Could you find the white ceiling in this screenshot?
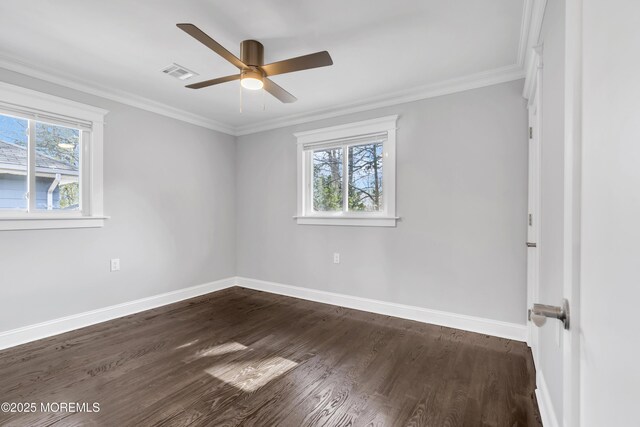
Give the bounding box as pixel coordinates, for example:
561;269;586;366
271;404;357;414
0;0;528;134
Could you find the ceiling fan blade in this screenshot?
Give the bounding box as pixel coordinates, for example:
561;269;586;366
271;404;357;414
177;23;246;69
186;74;241;89
263;78;297;103
261;51;333;77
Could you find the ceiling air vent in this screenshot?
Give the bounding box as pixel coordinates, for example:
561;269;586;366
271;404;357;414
162;63;198;80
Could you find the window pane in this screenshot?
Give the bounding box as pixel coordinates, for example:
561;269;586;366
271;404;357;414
313;147;343;211
35;122;80;210
348;142;383;212
0;113;28;210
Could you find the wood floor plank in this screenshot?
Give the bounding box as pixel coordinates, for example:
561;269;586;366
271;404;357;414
0;287;541;426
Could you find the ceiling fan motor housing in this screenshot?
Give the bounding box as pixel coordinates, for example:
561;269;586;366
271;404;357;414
240;40;264;67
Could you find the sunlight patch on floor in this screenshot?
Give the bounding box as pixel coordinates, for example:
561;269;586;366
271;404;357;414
183;341;248;363
205;356;298;392
197;341;248;357
176;339;200;349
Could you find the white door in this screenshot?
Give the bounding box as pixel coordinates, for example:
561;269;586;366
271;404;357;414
527;2;582;424
562;1;582;424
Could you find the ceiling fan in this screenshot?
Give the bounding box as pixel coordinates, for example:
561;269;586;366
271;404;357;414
176;23;333;103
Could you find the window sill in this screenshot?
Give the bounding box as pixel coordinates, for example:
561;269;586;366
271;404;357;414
0;216;109;231
294;215;399;227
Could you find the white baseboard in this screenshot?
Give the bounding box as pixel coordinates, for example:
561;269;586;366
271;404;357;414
0;277;236;351
0;276;527;351
536;371;560;427
235;277;527;341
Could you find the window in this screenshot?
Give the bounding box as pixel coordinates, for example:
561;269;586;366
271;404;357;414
295;115;398;227
0;82;108;230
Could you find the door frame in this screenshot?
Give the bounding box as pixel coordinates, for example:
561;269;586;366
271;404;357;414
562;0;582;425
526;60;542;368
524;1;582;425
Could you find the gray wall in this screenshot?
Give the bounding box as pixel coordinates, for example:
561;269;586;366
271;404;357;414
537;0;566;420
0;72;528;332
0;69;236;332
236;80;528;324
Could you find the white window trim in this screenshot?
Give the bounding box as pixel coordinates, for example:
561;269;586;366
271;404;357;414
0;82;109;231
294;115;398;227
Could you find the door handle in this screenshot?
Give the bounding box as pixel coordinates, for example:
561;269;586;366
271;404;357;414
529;299;570;330
526;242;537;247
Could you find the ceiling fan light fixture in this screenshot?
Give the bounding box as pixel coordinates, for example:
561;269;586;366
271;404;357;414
241;69;264;90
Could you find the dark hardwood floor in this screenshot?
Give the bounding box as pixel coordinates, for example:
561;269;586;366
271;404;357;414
0;287;541;426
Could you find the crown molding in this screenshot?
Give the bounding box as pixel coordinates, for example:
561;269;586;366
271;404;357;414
235;64;525;136
0;54;525;137
0;53;235;135
517;0;535;66
0;2;532;139
522;0;548;99
523;44;544;103
241;0;532;136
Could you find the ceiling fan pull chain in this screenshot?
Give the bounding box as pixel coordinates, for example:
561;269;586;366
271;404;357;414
239;81;243;113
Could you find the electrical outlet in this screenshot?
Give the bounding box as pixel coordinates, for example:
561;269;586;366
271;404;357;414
110;258;120;272
333;253;340;264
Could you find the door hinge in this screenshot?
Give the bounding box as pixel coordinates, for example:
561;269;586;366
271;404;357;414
528;213;533;226
529;126;533;139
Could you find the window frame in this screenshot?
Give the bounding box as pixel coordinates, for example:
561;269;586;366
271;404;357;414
295;115;398;227
0;82;108;231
